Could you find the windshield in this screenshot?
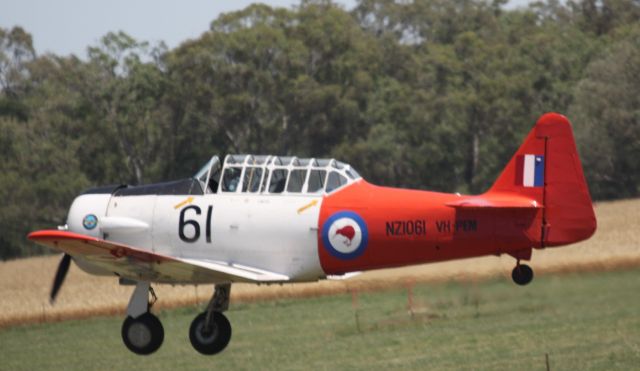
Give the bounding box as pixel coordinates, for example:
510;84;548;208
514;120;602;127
193;156;221;193
194;158;214;181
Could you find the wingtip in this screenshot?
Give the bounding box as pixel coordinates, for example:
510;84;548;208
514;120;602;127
27;230;98;241
27;230;51;241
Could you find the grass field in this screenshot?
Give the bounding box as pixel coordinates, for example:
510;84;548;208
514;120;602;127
1;268;639;370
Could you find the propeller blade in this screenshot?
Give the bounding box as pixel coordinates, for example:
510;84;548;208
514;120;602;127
50;253;71;304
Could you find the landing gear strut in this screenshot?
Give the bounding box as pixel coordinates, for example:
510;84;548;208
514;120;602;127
121;282;164;355
189;283;232;355
511;261;534;286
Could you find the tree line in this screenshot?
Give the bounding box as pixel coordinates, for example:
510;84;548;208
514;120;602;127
1;0;639;259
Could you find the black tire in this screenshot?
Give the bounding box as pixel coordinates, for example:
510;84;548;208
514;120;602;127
512;264;534;286
121;313;164;355
189;311;232;355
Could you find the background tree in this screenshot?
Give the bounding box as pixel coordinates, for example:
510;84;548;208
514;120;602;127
84;32;169;184
0;26;35;121
570;25;640;198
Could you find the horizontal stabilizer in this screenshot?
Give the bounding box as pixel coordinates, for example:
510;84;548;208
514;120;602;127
446;194;541;209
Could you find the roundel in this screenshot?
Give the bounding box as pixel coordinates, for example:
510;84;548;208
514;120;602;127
321;211;368;260
83;214;98;230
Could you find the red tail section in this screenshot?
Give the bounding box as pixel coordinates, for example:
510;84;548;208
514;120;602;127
488;113;596;246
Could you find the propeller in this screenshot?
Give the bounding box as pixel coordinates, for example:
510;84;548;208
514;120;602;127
50;253;71;304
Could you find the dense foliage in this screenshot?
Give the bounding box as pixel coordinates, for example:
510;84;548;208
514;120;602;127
1;0;639;259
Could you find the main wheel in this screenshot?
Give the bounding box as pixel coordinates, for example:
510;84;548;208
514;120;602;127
189;311;232;355
121;312;164;355
512;264;534;286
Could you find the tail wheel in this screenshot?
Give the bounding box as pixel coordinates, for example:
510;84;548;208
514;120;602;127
512;264;534;286
122;312;164;355
189;311;232;355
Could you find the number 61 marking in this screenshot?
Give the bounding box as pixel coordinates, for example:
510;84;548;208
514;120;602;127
179;205;213;243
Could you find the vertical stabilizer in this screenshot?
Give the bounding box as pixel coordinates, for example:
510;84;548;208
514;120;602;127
488;113;596;246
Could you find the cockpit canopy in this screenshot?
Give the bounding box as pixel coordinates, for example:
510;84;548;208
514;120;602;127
194;155;361;195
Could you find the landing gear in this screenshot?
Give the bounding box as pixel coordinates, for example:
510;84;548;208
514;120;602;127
512;263;534;286
119;281;234;355
189;283;232;355
122;312;164;355
189;312;232;355
121;281;164;355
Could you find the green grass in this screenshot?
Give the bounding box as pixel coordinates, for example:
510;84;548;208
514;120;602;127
1;269;639;370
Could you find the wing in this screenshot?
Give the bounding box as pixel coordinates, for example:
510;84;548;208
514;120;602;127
27;230;289;284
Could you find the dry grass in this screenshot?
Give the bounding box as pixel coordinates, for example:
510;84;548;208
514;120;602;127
1;198;638;328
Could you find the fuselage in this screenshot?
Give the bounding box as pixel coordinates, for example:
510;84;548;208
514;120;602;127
66;178;543;284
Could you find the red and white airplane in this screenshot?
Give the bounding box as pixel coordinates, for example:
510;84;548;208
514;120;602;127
29;113;596;355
